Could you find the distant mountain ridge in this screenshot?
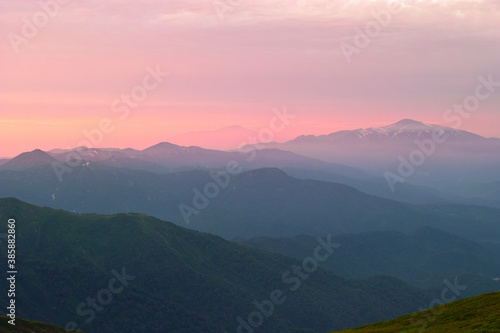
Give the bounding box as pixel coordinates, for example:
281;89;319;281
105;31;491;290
1;119;499;208
290;119;494;144
167;125;256;150
41;141;369;180
2;158;500;242
1;139;488;208
248;119;500;192
1;149;57;170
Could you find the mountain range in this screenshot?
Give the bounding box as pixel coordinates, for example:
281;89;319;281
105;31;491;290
2;157;500;242
2;119;499;208
290;119;498;144
1;119;499;332
287;119;500;208
241;226;500;294
252;119;500;194
3;146;471;207
0;198;432;333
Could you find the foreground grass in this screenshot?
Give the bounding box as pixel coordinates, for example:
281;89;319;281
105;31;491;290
331;291;500;333
0;316;80;333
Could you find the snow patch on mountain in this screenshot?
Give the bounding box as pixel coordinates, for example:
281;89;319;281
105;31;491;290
289;119;488;145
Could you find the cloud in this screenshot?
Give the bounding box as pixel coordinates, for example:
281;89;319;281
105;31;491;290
0;0;499;156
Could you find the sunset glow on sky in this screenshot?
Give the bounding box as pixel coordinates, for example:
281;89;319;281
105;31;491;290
1;0;499;157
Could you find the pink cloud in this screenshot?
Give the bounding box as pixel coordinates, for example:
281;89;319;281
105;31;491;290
0;0;499;157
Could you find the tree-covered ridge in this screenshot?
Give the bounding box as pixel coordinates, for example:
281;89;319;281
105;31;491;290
0;197;430;333
241;228;500;296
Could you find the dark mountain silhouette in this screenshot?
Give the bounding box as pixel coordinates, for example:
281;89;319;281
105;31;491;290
0;149;58;170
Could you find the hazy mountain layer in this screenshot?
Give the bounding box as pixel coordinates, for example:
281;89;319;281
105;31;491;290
253;119;500;193
241;226;500;293
1;160;500;242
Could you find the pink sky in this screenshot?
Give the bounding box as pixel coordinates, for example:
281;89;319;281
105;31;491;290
1;0;499;157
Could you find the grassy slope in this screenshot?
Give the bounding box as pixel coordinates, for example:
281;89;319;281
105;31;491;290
0;316;78;332
330;291;500;333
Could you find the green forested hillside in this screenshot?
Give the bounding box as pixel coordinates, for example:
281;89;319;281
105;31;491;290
241;227;500;296
330;291;500;332
0;198;430;333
